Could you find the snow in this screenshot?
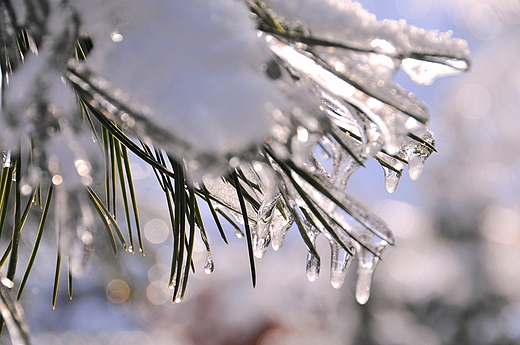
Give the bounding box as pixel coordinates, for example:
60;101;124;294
70;0;286;164
262;0;469;59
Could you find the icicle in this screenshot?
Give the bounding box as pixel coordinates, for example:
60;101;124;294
401;57;468;85
252;227;270;259
329;241;353;289
402;128;435;181
270;206;293;251
254;191;279;258
354;245;380;305
306;251;320;282
407;155;424;181
298;212;322;282
382;167;400;193
355;266;374;305
204;252;214;275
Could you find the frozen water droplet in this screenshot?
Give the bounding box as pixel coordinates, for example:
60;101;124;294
408;155;424;180
253;232;269;259
354;246;380;305
329;242;352;289
401;57;468;86
204;253;214;274
355;268;374;305
383;167;400;193
234;228;244;239
270;208;293;251
330;271;345;289
306;252;320;282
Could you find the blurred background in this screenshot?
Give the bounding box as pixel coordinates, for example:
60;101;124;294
5;0;520;344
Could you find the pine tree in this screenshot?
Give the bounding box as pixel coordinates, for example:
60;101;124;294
0;0;469;343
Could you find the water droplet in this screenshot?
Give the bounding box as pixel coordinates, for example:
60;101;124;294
306;252;320;282
127;245;134;254
204;253;214;275
383;167;400;193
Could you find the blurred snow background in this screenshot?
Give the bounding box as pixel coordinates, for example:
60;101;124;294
7;0;520;344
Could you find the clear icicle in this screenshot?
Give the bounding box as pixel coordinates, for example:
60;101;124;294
355;266;374;305
407;155;424;181
328;240;353;289
252;228;270;259
306;252;320;282
254;191;280;258
402;128;435;181
204;252;214;275
382;167;400;193
270;207;293;251
354;245;380;305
